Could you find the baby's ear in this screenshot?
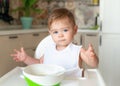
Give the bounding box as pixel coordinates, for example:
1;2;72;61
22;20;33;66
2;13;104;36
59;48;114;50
74;25;78;34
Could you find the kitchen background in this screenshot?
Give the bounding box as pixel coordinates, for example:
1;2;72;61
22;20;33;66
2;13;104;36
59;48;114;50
1;0;120;86
0;0;99;29
0;0;100;78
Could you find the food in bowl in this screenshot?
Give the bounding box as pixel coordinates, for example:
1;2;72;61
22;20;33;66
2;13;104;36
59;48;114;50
23;64;65;86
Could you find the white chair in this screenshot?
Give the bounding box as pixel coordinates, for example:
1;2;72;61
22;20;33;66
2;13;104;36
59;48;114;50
34;35;54;59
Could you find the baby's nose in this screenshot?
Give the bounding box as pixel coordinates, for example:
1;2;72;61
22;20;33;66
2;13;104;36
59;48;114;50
58;32;64;37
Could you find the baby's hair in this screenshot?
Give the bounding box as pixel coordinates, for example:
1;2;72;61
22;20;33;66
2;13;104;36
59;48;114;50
48;8;76;29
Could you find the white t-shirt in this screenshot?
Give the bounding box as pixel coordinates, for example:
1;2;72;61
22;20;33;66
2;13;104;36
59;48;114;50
43;43;83;78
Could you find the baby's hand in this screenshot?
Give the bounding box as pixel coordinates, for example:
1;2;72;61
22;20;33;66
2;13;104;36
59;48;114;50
81;44;98;67
11;47;27;62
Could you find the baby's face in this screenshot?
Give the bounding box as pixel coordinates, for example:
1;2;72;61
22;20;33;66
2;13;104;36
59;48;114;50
49;18;77;50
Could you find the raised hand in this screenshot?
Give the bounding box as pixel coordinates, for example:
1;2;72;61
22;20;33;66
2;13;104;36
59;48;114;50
80;44;98;67
11;47;28;62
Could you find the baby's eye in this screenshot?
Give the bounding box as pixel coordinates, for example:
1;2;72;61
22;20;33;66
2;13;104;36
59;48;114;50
53;31;58;34
63;29;68;32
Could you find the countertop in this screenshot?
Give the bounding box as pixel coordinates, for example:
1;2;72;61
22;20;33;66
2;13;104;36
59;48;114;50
0;26;48;35
0;67;106;86
0;26;99;35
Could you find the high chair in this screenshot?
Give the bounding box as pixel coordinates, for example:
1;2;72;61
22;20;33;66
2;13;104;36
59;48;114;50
34;35;54;59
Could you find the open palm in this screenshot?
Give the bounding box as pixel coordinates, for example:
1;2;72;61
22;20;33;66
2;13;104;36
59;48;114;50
11;47;27;62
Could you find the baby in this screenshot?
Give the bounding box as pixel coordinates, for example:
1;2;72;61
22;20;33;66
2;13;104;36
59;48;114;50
11;8;99;77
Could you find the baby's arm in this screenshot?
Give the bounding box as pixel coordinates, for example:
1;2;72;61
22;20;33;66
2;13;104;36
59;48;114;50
11;47;40;65
80;44;99;68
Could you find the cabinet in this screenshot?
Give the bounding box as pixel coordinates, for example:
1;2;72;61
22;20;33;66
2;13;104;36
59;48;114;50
0;31;48;77
74;31;99;68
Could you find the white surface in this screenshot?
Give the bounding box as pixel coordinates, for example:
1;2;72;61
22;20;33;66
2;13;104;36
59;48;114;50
0;67;106;86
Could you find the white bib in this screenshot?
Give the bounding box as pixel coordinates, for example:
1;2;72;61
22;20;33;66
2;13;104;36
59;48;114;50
43;43;83;77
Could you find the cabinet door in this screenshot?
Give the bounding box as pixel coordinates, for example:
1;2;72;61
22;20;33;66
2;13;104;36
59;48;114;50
20;32;49;49
0;35;26;77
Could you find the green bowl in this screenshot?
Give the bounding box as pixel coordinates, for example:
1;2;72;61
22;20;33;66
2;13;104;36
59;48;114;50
23;64;65;86
24;76;60;86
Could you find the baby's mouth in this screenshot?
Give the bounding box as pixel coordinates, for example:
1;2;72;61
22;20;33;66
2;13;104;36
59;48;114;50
59;39;66;42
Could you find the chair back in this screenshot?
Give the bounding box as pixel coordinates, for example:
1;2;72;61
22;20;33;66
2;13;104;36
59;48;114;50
34;35;54;59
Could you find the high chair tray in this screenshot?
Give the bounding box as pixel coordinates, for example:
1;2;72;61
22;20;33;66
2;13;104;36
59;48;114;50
0;67;105;86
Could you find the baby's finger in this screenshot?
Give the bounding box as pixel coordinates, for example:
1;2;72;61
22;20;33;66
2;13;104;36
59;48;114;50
21;47;24;52
13;57;18;62
14;57;21;62
15;59;20;62
90;52;95;56
14;49;20;54
11;54;18;57
88;44;94;51
16;59;20;62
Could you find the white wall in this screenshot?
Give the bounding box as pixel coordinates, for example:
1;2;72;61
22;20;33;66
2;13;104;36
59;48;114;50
100;0;120;33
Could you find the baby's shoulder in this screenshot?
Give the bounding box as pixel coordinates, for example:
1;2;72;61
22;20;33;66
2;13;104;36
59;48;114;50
71;43;82;49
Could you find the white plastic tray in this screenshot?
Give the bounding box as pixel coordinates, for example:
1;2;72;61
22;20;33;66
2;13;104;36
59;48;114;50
0;67;106;86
